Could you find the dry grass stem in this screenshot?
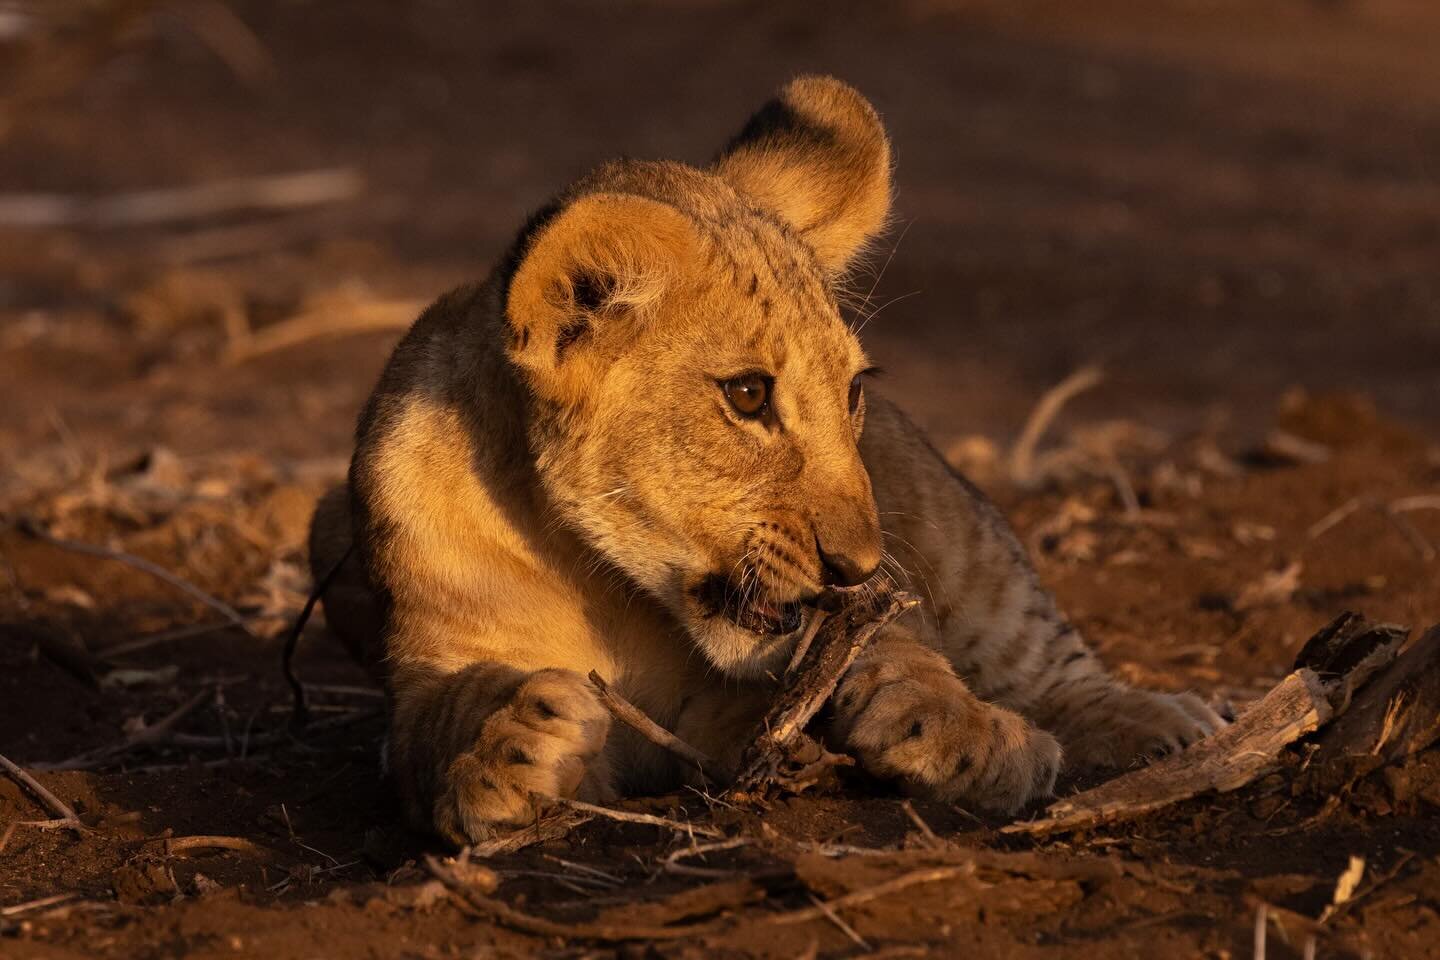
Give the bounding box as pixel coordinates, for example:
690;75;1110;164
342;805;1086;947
768;864;975;927
17;520;249;629
1008;366;1104;488
0;167;361;228
557;798;725;840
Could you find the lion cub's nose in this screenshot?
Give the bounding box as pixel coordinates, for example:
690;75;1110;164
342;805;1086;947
816;535;880;588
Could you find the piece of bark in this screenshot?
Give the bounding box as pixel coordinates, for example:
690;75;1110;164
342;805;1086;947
1005;612;1407;837
728;583;919;797
1311;623;1440;766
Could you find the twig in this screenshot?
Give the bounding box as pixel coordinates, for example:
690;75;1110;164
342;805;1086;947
0;752;79;823
16;520;248;629
168;0;276;87
1390;495;1440;514
302;683;384;699
1254;902;1268;960
1307;495;1438;560
1308;496;1367;541
34;689;212;770
1008;366;1104;488
587;671;727;784
786;609;830;675
660;838;752;877
426;855;728;941
0;892;79;918
730;585;918;794
541;855;624;886
556;799;724;839
1100;455;1141;518
470;809;593;858
1383;505;1436;561
0;818;86;854
768;864;975;927
146;835;272;857
807;892;870;949
899;800;942;847
0;167;362;228
96;617;263;658
429;856;969;943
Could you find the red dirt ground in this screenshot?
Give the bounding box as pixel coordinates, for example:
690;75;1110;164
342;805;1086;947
2;2;1439;957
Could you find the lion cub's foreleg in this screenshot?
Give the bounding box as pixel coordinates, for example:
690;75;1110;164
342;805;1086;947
830;628;1061;814
387;662;615;845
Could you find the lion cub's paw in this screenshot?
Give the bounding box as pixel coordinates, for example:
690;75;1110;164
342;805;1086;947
435;668;613;844
1060;686;1226;771
833;648;1061;814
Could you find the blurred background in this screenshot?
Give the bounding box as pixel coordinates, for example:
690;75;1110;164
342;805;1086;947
3;0;1439;471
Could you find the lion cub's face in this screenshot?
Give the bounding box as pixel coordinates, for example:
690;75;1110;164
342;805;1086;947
505;77;893;676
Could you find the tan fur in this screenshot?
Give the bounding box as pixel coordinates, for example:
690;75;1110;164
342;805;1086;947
310;76;1222;844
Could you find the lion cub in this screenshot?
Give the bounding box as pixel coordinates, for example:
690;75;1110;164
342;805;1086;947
309;76;1222;844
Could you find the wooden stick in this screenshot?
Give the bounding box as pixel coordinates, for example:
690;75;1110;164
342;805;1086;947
17;520;249;629
587;671;728;784
0;752;79;823
1005;614;1407;837
729;585;918;794
557;799;725;839
769;865;973;927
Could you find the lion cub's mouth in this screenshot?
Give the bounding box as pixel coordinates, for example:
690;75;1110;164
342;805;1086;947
693;573;805;636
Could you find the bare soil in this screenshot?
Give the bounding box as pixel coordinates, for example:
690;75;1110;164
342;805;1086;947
3;2;1439;957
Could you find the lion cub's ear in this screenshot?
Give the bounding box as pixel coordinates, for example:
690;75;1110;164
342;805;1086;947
506;192;697;395
714;76;891;276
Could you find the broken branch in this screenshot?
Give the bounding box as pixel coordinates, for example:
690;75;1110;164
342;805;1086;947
0;752;79;823
1005;613;1407;837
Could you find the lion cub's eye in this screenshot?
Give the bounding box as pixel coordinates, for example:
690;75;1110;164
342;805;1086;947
722;373;770;420
848;375;863;415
